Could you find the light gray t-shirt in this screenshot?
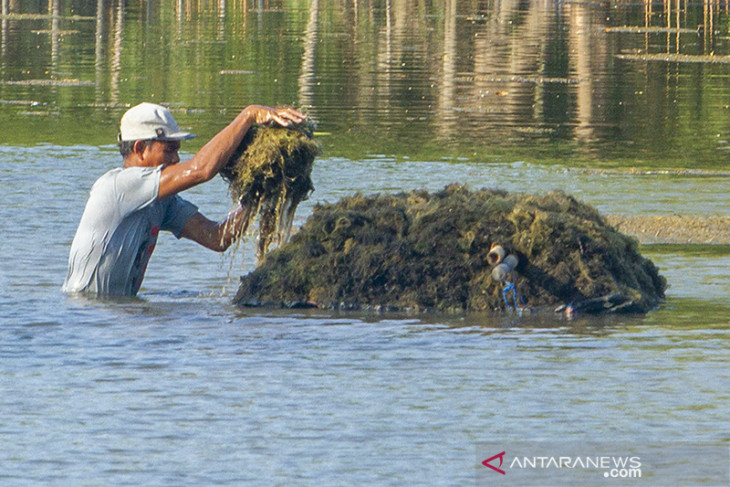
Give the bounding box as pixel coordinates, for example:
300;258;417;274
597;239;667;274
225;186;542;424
62;165;198;296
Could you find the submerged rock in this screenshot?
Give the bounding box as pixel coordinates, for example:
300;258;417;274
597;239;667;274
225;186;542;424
234;185;666;314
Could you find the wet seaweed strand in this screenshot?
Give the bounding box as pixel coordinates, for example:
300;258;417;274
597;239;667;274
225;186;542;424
219;118;321;260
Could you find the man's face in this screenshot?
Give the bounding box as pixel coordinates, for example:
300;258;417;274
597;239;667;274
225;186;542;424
143;140;181;166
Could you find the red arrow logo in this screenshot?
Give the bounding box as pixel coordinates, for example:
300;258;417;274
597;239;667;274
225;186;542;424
482;451;506;475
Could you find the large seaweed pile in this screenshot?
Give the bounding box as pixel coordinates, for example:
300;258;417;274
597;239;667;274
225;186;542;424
234;185;666;313
220;119;321;258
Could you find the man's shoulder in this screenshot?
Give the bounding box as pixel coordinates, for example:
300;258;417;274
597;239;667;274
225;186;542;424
93;165;160;190
98;165;160;179
88;165;162;213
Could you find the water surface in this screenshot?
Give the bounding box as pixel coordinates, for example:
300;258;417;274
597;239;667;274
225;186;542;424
1;1;728;485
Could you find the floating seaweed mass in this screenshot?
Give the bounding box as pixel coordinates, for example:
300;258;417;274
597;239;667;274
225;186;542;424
234;185;666;314
220;119;321;259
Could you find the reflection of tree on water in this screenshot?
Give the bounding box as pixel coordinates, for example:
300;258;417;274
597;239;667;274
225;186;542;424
297;0;318;111
436;0;456;139
568;2;610;145
1;1;7;62
2;0;730;162
110;0;123;104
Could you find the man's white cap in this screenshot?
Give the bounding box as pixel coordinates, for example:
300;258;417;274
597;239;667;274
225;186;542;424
119;102;196;142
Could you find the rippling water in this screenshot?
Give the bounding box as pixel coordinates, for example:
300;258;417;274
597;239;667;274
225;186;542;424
1;144;728;485
4;306;728;486
2;0;729;485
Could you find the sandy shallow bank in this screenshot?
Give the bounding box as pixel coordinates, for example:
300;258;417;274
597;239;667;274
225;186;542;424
606;215;730;244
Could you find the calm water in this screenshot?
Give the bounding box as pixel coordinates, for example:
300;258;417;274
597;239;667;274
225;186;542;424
1;1;729;485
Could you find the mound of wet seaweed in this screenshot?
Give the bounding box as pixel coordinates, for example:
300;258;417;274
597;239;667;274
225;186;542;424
234;185;666;314
220;119;321;258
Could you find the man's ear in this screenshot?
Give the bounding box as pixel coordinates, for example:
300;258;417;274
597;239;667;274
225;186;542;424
132;139;149;155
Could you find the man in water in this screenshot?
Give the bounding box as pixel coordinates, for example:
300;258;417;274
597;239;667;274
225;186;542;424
63;102;306;296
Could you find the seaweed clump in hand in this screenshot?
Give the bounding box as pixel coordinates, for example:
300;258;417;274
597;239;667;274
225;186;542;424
219;117;321;259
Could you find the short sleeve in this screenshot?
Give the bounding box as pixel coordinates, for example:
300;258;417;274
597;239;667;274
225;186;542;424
161;195;199;238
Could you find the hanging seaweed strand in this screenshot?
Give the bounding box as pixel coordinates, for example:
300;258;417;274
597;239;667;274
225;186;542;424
219;117;321;261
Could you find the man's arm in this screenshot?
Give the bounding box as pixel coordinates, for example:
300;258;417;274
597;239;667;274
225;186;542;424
179;205;250;252
157;105;305;200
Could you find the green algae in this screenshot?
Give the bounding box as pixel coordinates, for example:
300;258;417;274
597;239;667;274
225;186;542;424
220;119;321;259
234;185;666;313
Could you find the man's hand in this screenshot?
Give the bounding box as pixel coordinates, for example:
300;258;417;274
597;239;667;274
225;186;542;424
243;105;307;128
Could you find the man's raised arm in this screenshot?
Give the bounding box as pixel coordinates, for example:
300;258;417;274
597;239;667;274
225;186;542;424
158;105;306;200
